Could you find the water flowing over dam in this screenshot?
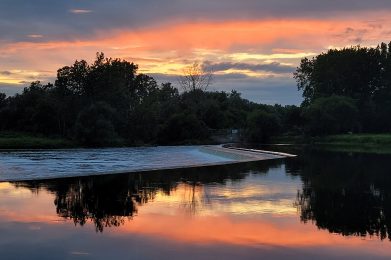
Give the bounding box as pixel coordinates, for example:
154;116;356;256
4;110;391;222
0;145;288;181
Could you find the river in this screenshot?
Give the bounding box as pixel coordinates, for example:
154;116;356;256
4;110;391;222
0;146;389;259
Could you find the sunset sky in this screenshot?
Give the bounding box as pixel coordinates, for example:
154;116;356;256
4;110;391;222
1;1;391;104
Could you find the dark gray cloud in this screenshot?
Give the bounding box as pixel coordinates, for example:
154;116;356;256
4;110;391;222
0;71;12;76
212;76;302;105
1;0;391;42
0;84;24;96
203;61;295;74
150;72;302;105
0;0;387;105
1;72;302;105
333;27;373;44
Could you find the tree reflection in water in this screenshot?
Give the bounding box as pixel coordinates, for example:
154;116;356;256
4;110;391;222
11;148;391;241
286;149;391;241
12;161;279;232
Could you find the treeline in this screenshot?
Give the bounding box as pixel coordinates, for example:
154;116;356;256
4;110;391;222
0;53;295;146
295;42;391;135
1;42;390;146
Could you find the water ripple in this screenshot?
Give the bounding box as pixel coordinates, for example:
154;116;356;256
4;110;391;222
0;146;236;181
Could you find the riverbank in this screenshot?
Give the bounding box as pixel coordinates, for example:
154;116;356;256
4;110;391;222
3;131;391;154
0;132;216;149
272;134;391;154
0;132;76;149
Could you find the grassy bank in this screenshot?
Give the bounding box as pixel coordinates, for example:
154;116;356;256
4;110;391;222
272;134;391;154
2;131;391;153
0;132;77;149
0;132;215;149
313;134;391;154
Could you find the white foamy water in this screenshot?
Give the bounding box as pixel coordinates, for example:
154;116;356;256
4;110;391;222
0;146;239;181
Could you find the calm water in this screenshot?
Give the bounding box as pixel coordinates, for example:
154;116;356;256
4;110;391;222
0;147;390;259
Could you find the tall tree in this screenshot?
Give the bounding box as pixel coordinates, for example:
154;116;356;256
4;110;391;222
294;43;391;132
0;92;6;108
178;62;213;92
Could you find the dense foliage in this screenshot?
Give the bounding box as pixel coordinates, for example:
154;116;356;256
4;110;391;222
301;96;359;135
0;53;293;145
295;42;391;134
2;42;391;146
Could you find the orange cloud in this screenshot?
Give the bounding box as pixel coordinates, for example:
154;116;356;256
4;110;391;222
1;13;390;85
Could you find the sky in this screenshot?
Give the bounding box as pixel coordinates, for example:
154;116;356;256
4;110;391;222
1;1;391;105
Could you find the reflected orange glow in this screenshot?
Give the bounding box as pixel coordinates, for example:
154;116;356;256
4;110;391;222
109;211;391;258
148;183;298;215
0;182;391;257
0;183;61;222
114;183;389;253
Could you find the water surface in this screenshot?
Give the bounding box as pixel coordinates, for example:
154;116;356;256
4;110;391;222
0;146;243;181
0;148;390;259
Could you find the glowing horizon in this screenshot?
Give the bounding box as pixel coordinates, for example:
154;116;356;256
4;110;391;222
1;1;391;104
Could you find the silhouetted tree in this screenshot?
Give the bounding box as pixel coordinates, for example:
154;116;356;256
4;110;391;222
246;110;281;142
74;102;119;146
302;95;359;135
0;52;309;145
179;62;213;91
0;92;6;107
294;43;391;132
